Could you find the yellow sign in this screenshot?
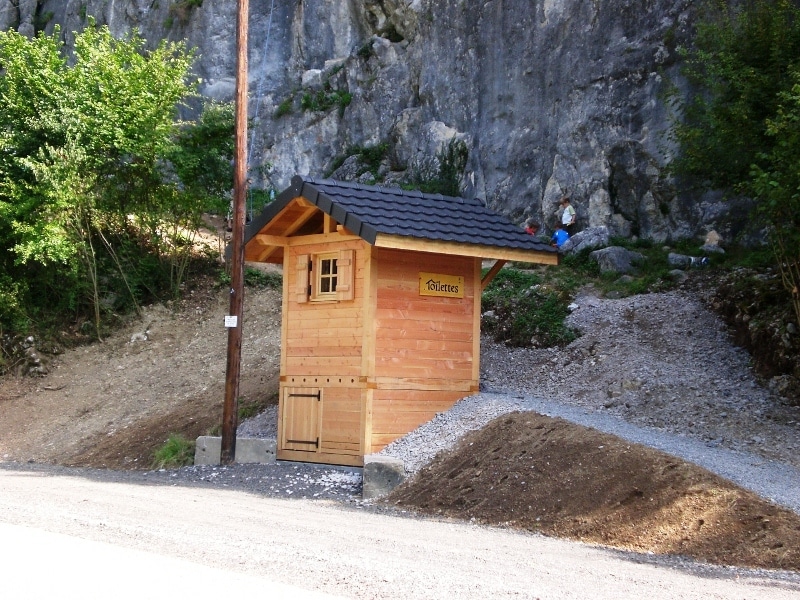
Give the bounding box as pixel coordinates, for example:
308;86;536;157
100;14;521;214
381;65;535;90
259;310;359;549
419;272;464;298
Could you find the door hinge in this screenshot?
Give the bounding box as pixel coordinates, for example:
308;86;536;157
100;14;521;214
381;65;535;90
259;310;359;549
286;437;319;448
288;391;322;401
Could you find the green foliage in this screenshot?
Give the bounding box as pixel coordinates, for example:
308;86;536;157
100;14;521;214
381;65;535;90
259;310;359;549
0;21;229;343
169;0;203;25
152;433;195;469
670;0;800;190
169;100;235;216
34;12;55;30
273;96;293;118
326;143;389;178
244;267;282;289
357;41;375;60
669;0;800;324
482;268;577;348
0;275;28;333
248;188;276;215
218;267;282;290
300;84;352;115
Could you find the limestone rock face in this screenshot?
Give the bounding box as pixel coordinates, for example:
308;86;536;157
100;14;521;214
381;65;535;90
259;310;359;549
33;0;743;241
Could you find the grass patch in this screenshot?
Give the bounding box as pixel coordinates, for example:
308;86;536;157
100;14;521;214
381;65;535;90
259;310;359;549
300;85;352;115
152;433;195;469
217;267;282;290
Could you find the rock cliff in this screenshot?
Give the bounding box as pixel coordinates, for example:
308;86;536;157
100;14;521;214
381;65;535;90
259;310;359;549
5;0;746;241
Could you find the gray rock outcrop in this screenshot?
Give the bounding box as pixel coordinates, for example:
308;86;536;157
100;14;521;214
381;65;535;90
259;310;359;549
31;0;748;242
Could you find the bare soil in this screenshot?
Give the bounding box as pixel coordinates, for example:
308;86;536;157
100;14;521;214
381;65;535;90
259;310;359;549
0;273;283;470
384;412;800;572
1;241;799;572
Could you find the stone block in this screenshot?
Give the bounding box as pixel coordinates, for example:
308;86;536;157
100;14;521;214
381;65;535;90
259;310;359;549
194;436;276;466
362;454;406;499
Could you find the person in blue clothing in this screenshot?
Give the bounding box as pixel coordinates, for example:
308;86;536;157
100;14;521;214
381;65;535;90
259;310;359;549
551;223;569;247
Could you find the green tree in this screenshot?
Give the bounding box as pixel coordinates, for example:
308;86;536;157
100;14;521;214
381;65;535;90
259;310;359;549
670;0;800;324
0;22;227;339
750;70;800;322
169;100;235;216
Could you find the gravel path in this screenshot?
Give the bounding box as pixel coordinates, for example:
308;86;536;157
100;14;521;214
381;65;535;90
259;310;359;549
4;467;799;600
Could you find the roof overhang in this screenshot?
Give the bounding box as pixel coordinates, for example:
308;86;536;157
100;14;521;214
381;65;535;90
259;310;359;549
373;233;559;264
242;177;560;266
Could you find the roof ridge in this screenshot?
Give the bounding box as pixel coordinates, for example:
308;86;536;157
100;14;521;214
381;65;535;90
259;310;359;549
300;175;484;205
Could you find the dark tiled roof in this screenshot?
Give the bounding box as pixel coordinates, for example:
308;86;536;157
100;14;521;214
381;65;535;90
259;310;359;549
246;175;555;255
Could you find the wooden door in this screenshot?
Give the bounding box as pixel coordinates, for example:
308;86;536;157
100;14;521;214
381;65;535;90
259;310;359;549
281;387;321;452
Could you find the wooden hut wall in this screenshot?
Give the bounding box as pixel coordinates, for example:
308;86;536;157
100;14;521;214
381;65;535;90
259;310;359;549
279;236;369;464
281;236;367;378
367;248;481;453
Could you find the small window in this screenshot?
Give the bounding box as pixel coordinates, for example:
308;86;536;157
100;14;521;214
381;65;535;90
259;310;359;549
296;249;354;304
313;253;338;300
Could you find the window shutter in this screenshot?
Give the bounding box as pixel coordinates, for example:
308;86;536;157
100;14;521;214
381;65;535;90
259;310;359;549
296;254;310;303
336;249;355;301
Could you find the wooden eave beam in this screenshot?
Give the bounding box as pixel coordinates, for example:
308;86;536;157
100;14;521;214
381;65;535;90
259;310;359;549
481;259;507;291
373;233;560;265
283;203;320;236
244;198;320;263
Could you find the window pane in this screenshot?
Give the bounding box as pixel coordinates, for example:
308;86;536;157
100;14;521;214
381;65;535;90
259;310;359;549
321;259;331;275
321;278;330;293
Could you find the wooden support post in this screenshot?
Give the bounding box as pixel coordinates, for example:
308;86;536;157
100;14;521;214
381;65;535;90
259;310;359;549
221;0;249;465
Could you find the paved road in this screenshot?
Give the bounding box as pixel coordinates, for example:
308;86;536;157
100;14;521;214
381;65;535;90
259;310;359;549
1;466;799;599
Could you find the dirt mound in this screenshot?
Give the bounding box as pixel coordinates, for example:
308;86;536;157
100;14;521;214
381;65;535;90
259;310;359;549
384;412;800;571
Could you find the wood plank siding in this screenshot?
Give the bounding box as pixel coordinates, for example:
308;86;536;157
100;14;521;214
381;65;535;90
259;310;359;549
366;248;480;452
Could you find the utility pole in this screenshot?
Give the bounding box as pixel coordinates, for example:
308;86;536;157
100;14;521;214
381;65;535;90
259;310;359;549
221;0;249;465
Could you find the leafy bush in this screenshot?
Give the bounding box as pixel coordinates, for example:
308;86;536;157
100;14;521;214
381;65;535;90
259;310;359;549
300;85;352;115
0;23;234;343
244;267;282;289
482;268;576;348
669;0;800;325
403;138;470;197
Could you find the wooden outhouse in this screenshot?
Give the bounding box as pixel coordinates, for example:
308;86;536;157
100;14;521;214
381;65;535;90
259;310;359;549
243;176;557;466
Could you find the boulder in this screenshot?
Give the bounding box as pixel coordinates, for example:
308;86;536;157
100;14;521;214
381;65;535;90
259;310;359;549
705;230;722;246
559;226;610;255
589;246;645;274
